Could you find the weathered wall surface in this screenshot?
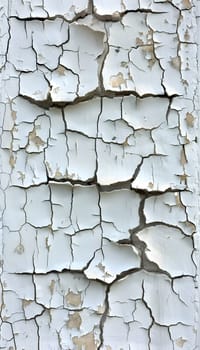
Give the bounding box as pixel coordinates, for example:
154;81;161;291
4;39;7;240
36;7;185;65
0;0;199;349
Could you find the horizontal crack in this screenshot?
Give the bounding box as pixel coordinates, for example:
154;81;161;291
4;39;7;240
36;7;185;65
18;90;178;109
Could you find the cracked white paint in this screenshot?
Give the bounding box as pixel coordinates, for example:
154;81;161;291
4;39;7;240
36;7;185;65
137;225;195;277
0;0;200;349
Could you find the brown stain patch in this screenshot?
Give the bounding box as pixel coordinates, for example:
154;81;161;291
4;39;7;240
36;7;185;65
57;65;67;76
170;56;181;70
175;337;187;347
136;37;144;46
66;290;82;307
185;112;195;127
67;312;82;329
72;332;97;350
9;153;16;168
179;173;188;185
11;110;17;121
28;129;45;149
180;148;187;166
185;221;195;232
110;72;126;88
182;0;191;9
142;45;156;68
22;299;33;307
184;29;190;41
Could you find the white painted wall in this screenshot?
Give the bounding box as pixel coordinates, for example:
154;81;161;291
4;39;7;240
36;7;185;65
0;1;199;349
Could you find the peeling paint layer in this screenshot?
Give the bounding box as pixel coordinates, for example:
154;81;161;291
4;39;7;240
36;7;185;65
0;0;199;349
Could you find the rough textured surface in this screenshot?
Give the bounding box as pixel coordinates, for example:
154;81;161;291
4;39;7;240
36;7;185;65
0;0;200;349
